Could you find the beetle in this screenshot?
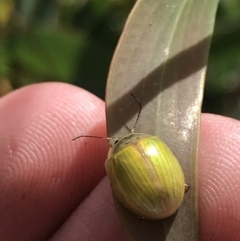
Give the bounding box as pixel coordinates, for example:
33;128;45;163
73;94;188;220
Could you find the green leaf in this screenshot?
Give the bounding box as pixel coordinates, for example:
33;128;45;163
12;28;86;81
105;0;219;240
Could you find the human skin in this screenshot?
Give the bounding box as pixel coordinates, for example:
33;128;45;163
0;82;240;241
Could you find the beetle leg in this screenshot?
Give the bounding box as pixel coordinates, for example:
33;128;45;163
184;184;190;193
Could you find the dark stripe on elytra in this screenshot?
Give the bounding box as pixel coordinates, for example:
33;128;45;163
113;145;157;212
144;137;179;213
143;138;170;213
154;138;183;209
155;139;177;210
127;147;157;211
135;140;164;210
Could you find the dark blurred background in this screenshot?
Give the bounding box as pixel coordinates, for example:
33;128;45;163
0;0;239;119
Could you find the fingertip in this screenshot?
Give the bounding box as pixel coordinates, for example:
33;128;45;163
0;82;108;240
199;114;240;241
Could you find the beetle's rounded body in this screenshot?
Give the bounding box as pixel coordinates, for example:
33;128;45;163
105;133;185;220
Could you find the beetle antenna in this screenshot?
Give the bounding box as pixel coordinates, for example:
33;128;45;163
72;135;113;141
130;93;142;133
73;94;142;140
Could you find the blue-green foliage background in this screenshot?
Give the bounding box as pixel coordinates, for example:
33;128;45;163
0;0;240;118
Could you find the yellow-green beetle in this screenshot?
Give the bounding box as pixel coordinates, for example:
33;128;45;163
106;132;186;220
73;94;188;220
